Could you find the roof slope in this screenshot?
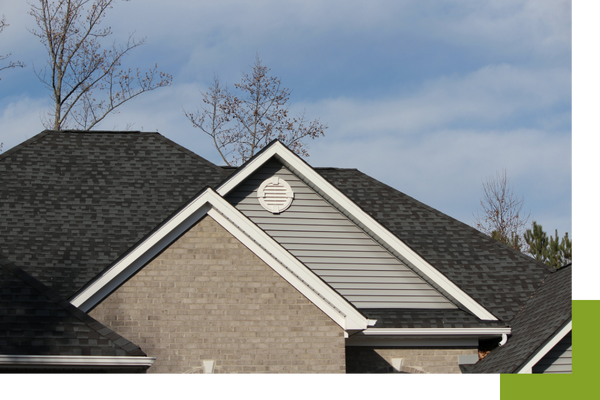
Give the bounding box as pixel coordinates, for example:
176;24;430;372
467;264;571;373
317;168;553;323
0;130;228;298
0;251;145;357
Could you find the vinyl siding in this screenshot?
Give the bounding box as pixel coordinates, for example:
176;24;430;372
226;158;456;309
532;331;572;374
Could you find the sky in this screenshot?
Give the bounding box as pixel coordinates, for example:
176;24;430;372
0;0;572;240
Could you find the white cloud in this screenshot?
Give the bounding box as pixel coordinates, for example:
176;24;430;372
295;63;570;139
0;96;48;149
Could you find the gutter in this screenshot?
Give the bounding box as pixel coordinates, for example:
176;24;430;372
0;355;156;368
359;327;512;336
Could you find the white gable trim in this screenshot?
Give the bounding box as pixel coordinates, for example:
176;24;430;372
70;188;368;331
217;141;498;321
516;320;572;374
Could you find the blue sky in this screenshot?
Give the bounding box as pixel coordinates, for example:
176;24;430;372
0;0;572;239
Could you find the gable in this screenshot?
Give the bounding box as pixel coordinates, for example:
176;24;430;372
89;215;346;373
226;158;456;310
72;187;369;330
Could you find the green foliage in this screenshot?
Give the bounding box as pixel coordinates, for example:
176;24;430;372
524;221;571;269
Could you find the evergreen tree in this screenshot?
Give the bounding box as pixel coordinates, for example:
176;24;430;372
524;222;571;268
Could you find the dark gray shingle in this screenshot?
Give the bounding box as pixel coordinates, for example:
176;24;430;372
467;265;571;373
0;250;146;357
0;130;228;299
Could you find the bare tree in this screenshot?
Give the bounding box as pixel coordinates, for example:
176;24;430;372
0;15;25;80
184;75;238;165
474;169;530;251
29;0;172;130
185;56;327;166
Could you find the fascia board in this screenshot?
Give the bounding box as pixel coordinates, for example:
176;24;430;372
516;320;572;374
360;327;512;336
71;188;366;330
216;141;497;321
0;355;156;367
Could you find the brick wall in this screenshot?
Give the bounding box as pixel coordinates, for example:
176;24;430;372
346;347;478;373
90;215;345;373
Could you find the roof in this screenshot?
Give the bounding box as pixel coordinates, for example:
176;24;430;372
466;264;571;373
0;250;146;357
0;132;559;331
317;168;554;323
0;130;228;299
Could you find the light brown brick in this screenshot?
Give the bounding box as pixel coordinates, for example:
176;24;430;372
90;215;345;373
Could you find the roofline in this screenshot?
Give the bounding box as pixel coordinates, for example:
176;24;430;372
359;327;512;336
0;130;53;161
216;141;498;321
516;319;572;374
70;188;369;330
0;355;155;368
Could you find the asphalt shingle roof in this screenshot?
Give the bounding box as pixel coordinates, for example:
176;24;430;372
0;250;145;357
0;134;560;330
0;130;228;299
316;168;554;323
467;264;571;373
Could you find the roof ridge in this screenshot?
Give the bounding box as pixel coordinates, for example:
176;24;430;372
349;169;554;274
0;253;146;357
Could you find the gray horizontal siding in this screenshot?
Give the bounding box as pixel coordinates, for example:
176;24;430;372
226;158;455;309
533;331;572;374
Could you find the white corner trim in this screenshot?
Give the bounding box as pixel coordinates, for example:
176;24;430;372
216;141;498;321
360;327;512;336
71;188;367;330
0;355;155;368
516;320;572;374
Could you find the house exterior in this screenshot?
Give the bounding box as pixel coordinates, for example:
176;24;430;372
0;130;571;373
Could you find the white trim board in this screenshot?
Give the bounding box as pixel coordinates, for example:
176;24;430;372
70;188;369;331
359;327;512;336
517;320;572;374
0;355;156;368
217;141;497;321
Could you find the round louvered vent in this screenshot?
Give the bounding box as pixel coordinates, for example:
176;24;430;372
257;176;294;214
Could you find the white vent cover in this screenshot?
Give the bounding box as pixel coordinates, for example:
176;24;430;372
257;176;294;214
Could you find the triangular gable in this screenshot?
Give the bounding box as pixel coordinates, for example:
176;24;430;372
217;141;498;321
70;188;370;331
226;158;457;310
